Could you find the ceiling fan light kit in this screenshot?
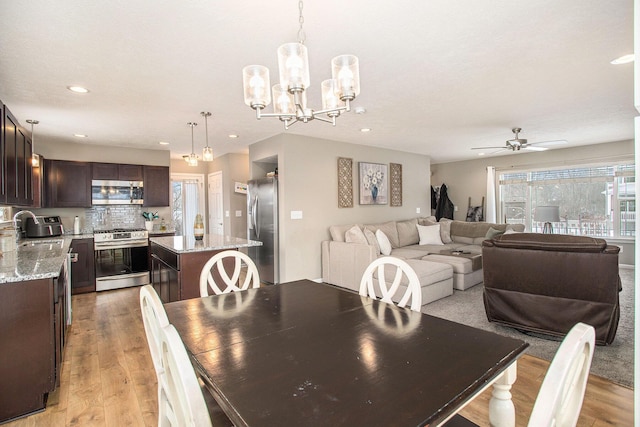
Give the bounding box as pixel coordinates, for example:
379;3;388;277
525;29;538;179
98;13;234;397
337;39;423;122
471;127;567;154
242;0;360;129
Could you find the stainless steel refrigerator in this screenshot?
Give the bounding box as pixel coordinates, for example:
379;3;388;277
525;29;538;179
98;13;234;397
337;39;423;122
247;177;279;284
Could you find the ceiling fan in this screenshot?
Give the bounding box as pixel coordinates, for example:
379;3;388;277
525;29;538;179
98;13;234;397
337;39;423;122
472;128;567;153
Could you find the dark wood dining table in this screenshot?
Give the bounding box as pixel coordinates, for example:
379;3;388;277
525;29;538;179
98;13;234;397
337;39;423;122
164;280;528;427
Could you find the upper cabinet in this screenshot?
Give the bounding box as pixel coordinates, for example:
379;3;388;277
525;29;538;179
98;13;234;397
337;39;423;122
92;163;143;181
143;165;170;207
2;103;33;206
44;160;92;207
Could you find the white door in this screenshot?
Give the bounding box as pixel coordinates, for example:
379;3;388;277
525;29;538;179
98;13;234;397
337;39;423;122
208;172;224;235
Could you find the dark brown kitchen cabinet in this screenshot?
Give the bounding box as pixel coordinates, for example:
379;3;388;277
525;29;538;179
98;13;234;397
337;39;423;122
151;243;180;303
0;273;68;423
143;165;170;207
70;238;96;294
44;159;92;207
2;103;33;206
92;162;143;181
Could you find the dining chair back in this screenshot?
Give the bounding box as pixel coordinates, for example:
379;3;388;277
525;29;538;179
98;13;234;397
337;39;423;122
527;322;596;427
139;284;169;375
199;250;260;297
158;324;213;427
359;256;422;311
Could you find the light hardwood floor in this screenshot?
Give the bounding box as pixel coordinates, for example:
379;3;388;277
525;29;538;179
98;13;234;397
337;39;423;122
5;287;634;426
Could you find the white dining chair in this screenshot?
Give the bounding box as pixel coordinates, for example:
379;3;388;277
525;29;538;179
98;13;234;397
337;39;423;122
527;322;596;427
158;324;213;427
140;285;169;377
199;250;260;297
359;256;422;311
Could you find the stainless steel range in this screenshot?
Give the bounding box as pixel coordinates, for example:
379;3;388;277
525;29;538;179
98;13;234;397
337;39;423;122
94;228;149;291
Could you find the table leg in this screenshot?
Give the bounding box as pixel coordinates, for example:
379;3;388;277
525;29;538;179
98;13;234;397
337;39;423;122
489;362;517;427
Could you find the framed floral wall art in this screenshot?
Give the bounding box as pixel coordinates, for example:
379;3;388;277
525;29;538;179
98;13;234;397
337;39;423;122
359;162;388;205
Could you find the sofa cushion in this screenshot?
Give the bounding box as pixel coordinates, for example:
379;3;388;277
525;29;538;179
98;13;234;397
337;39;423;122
417;224;444;245
345;225;367;244
365;221;400;248
364;229;381;255
439;218;453;243
485;227;505;239
330;224;357;242
390;247;432;259
376;229;392;255
397;218;419;246
373;258;453;286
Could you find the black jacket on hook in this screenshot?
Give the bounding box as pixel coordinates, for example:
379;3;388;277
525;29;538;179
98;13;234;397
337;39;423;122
435;184;454;220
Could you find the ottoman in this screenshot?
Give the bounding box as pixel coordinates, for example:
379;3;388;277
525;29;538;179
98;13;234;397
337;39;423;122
422;254;483;290
376;259;453;305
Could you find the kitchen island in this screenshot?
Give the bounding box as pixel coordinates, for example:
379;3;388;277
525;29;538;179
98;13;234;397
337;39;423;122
149;234;262;302
0;237;72;423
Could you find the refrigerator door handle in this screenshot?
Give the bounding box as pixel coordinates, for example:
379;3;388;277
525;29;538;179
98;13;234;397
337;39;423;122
253;197;260;238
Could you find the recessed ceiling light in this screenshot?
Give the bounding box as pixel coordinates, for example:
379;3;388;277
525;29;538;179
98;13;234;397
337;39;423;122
478;152;486;156
67;85;90;93
360;128;371;132
228;134;239;139
74;134;88;138
610;54;634;65
159;141;170;145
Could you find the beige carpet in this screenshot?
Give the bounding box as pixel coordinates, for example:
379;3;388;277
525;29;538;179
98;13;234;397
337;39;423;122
423;267;634;388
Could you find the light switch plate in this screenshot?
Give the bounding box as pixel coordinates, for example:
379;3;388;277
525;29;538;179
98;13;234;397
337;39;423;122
416;207;421;214
291;210;303;220
225;211;229;217
235;210;242;217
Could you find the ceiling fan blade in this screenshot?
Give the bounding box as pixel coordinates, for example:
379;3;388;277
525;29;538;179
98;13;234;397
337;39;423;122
528;139;568;147
523;145;548;151
471;146;506;150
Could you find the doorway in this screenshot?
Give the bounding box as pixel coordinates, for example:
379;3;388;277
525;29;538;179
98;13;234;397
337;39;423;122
208;171;224;235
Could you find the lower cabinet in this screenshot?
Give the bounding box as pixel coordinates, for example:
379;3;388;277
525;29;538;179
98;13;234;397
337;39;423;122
70;238;96;294
151;246;180;303
150;242;230;302
0;275;67;423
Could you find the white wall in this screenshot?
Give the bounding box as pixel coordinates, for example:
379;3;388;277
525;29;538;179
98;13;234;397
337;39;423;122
249;133;432;282
432;139;635;264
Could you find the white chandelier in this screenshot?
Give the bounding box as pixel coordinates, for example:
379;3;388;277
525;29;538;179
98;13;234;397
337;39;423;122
242;0;360;129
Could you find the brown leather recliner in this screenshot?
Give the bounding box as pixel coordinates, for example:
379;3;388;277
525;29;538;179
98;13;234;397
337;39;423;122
482;233;621;345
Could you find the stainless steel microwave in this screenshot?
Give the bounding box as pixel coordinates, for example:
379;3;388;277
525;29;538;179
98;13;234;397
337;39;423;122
91;180;144;205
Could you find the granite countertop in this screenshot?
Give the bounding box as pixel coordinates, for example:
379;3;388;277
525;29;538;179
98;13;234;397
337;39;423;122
150;234;262;254
0;236;72;284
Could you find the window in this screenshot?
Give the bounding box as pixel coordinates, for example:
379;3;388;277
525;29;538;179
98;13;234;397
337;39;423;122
498;162;635;238
171;173;205;239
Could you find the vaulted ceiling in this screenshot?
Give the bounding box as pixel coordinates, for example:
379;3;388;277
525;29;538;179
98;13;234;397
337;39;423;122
0;0;634;164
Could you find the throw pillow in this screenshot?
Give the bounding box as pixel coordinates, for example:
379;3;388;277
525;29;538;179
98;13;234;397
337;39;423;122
364;228;381;255
345;225;368;245
416;224;444;245
485;227;505;239
438;218;453;244
375;229;392;256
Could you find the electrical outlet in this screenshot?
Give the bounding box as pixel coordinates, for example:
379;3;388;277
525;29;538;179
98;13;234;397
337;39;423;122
416;207;421;214
454;205;458;211
235;210;242;217
225;211;229;217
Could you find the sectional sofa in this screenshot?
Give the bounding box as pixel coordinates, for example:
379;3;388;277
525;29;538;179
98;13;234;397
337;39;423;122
321;217;524;305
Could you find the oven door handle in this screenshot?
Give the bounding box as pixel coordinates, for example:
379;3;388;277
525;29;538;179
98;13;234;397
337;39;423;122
94;240;149;250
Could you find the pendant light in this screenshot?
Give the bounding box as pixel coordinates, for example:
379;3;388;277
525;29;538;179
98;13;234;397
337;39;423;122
201;111;213;162
26;119;40;168
183;122;199;166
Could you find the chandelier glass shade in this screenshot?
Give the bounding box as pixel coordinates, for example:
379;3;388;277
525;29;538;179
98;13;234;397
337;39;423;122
242;1;360;129
183;122;199;167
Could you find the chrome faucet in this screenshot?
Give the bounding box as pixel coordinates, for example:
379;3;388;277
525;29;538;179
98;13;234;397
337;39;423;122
13;210;39;226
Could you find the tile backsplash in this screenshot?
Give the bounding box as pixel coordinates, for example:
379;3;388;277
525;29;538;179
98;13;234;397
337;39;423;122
86;206;173;231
